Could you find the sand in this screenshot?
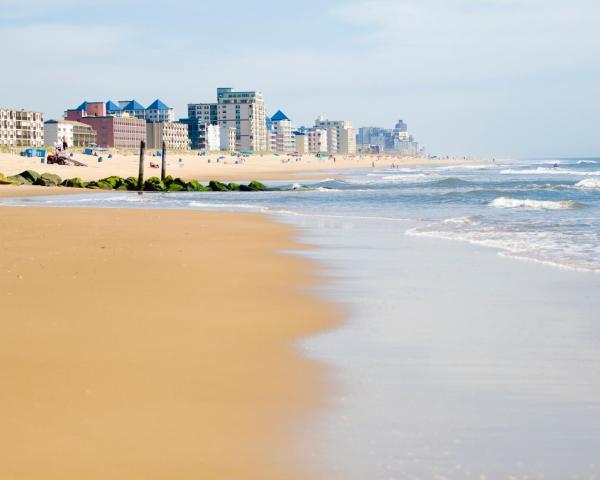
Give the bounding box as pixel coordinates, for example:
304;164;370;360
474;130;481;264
0;206;339;479
0;150;490;182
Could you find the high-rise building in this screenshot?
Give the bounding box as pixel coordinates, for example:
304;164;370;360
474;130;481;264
314;116;356;154
146;99;175;123
270;110;294;153
216;87;267;152
0;109;44;147
357;120;421;156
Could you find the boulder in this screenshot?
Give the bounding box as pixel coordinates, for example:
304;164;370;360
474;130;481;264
99;176;125;189
227;182;241;191
186;180;209;192
18;170;41;184
163;175;174;187
238;184;252;192
61;178;85;188
7;174;28;185
125;177;139;191
208;180;229;192
247;180;267;191
33;173;62;187
85;181;100;189
143;177;165;191
96;180;114;190
167;183;186;192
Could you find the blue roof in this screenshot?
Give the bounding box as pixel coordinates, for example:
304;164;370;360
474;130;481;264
122;100;146;111
76;101;88;110
271;110;290;122
106;101;122;111
147;99;170;111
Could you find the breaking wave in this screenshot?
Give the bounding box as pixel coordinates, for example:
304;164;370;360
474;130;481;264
490;197;578;210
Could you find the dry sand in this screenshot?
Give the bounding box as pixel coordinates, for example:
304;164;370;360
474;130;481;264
0;150;490;182
0;206;339;479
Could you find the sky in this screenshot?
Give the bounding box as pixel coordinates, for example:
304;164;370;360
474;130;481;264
1;0;599;157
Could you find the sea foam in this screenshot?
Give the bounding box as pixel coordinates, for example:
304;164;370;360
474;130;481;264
490;197;577;210
576;178;600;189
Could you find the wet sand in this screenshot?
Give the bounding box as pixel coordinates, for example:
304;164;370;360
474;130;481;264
0;206;339;479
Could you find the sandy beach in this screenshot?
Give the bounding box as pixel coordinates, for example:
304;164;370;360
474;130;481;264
0;149;488;183
0;206;338;479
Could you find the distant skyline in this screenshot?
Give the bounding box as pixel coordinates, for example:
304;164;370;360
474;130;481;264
1;0;599;158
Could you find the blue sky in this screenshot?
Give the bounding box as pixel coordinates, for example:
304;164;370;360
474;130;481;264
1;0;599;157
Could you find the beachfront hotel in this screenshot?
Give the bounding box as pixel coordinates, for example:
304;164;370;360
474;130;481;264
268;110;295;153
314;116;357;154
0;108;44;147
186;87;267;152
44;120;96;147
146;121;190;150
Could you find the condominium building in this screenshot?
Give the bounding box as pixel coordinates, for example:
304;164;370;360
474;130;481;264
219;126;236;151
315;116;356;154
216;87;267;152
307;128;328;154
44;120;95;148
357;120;421;156
78;116;146;148
270;110;294;153
146;122;190;150
146;99;175;123
0;109;44;147
294;132;308;154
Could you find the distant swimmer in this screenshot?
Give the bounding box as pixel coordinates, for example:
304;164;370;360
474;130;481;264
553;163;559;168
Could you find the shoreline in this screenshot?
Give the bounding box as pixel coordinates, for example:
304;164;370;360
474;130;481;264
0;206;340;479
1;150;500;183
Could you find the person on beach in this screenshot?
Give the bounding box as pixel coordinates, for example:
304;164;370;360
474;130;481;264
62;136;68;151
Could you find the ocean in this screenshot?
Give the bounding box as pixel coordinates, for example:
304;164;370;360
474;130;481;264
3;157;600;479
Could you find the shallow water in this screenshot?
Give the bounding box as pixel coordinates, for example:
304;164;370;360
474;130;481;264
3;158;600;478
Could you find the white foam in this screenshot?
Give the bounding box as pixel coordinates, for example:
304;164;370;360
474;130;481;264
577;160;598;164
575;178;600;189
442;216;481;225
490;197;577;210
501;167;598;176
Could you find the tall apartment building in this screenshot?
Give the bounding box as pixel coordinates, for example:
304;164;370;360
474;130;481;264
307;128;328;154
44;120;96;147
357;120;421;156
146;100;175;123
315;116;356;154
216;87;267;152
146;122;190;150
220;126;236;151
270;110;294;153
294;131;308;154
0;109;44;147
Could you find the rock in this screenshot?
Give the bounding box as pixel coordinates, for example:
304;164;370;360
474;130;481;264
33;173;62;187
248;180;267;191
125;177;139;191
61;178;85;188
167;183;186;192
228;182;241;191
209;180;229;192
143;177;165;191
186;180;209;192
100;176;125;189
85;181;100;189
163;175;174;187
96;180;114;190
7;175;28;185
238;184;252;192
19;170;41;184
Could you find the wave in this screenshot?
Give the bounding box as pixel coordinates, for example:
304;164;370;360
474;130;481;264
501;167;599;176
431;177;473;188
575;178;600;189
490;197;578;210
577;160;598;164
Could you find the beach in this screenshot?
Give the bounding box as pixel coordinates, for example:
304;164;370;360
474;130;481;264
0;149;484;182
0;205;338;479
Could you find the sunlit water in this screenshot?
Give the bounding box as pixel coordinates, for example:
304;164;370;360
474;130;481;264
3;158;600;478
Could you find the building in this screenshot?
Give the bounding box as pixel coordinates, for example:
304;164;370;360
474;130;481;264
357;120;421;156
120;100;146;120
216;87;267;152
315;116;356;154
219;126;236;151
44;120;97;148
146;99;175;123
0;109;44;147
188;103;218;125
270;110;294;153
44;120;73;147
146;122;190;150
306;128;328;154
293;131;308;154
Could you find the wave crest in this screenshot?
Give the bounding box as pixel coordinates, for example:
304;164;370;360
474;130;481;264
490;197;578;210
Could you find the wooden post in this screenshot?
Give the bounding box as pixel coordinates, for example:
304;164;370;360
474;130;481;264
138;140;146;190
161;141;167;181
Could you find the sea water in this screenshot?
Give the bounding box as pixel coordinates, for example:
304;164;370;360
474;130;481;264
3;158;600;479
